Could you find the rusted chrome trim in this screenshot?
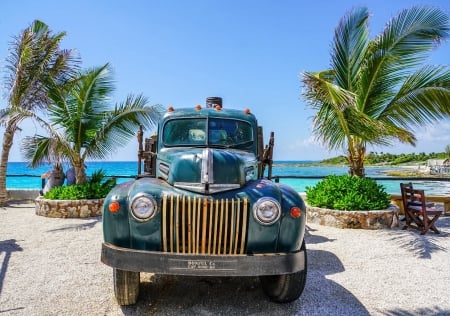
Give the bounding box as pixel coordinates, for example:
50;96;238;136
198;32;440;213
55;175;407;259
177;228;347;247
174;182;240;193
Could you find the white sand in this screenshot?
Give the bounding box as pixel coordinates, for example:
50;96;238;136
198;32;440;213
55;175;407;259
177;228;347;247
1;202;449;315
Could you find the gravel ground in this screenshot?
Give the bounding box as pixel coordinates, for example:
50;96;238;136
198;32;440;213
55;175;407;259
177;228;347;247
1;202;449;316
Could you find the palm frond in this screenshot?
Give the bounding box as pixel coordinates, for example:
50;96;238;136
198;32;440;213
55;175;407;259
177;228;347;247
85;95;163;159
76;63;114;114
21;134;70;167
302;71;355;111
311;102;347;150
302;70;357;150
331;7;370;91
358;6;450;115
4;19;80;127
381;6;449;64
380;66;450;127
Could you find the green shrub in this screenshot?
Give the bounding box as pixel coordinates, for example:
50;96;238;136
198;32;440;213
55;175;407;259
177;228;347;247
43;169;116;200
305;175;391;211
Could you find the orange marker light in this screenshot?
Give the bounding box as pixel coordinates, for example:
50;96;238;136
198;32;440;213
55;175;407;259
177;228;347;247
168;106;174;112
109;201;120;213
290;206;302;218
244;108;251;114
215;105;222;110
195;104;202;110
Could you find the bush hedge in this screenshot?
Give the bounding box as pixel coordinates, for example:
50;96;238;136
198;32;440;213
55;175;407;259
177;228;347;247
305;175;391;211
43;169;116;200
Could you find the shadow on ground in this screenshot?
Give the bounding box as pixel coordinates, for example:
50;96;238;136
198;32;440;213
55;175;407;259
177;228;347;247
386;216;449;259
1;201;34;209
0;239;23;299
46;217;101;233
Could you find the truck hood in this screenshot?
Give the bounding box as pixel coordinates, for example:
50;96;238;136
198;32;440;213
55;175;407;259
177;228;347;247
156;147;257;194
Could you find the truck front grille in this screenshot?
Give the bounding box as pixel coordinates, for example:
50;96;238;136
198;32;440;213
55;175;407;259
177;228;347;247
161;195;248;255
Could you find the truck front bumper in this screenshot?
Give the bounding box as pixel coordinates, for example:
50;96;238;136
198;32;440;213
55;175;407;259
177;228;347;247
101;242;305;276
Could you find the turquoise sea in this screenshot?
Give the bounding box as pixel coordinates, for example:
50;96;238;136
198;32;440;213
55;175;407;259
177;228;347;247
6;161;450;195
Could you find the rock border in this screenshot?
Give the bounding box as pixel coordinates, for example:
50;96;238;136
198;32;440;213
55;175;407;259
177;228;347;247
35;196;104;218
34;194;399;227
306;205;399;229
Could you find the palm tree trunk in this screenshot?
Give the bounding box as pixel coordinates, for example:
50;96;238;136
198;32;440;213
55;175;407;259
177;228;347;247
347;140;366;177
348;157;365;177
74;160;87;184
0;127;15;206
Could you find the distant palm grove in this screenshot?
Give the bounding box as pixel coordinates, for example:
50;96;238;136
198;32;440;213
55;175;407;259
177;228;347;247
321;151;448;166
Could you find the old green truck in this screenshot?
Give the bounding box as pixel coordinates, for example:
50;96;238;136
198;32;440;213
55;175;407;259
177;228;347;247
101;97;307;305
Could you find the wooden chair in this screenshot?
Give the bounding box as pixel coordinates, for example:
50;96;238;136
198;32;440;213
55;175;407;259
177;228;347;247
400;182;434;218
400;183;419;222
401;186;441;235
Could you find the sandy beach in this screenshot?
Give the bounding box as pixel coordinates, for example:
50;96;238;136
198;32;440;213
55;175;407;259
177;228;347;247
1;202;449;315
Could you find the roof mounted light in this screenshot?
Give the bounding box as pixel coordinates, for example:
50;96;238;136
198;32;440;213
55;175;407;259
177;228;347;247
168;106;174;112
206;97;223;108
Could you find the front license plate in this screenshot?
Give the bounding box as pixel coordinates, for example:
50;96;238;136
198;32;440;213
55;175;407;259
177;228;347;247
169;258;237;272
188;260;215;270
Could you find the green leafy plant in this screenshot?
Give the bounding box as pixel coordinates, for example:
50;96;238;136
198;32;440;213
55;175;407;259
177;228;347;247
21;63;162;185
43;169;116;200
305;175;391;211
301;7;450;177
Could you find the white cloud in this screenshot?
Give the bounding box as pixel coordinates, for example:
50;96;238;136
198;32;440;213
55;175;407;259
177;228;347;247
277;120;450;160
369;121;450;155
274;135;340;161
413;122;450;143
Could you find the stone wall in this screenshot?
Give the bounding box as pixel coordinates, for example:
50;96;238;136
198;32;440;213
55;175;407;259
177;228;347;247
8;189;40;202
306;206;399;229
35;197;104;218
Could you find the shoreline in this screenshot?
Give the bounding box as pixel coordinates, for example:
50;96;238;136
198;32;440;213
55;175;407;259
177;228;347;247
4;164;450;195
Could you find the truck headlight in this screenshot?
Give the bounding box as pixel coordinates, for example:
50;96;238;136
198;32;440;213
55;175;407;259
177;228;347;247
131;193;158;221
253;197;281;225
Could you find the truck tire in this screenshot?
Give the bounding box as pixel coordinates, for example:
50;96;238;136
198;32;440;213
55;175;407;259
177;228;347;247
259;240;307;303
113;268;140;305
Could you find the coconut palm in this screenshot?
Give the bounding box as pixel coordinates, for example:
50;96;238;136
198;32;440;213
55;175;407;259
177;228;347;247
301;6;450;177
445;145;450;159
21;63;162;184
0;20;78;205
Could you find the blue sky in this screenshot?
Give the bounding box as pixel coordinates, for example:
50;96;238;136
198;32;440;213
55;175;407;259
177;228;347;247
1;0;450;162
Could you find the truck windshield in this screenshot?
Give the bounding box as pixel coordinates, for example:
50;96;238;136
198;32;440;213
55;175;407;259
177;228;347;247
163;118;253;148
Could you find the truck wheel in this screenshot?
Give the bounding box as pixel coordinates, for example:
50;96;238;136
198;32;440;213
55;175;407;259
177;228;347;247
113;268;140;305
259;240;307;303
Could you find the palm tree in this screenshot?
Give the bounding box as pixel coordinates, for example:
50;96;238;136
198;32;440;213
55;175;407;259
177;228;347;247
0;20;78;205
445;145;450;159
301;6;450;177
21;63;162;184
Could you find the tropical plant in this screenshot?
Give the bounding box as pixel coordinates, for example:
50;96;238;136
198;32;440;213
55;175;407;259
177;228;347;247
43;169;116;200
305;175;391;210
445;145;450;158
0;20;78;205
301;6;450;177
21;63;162;184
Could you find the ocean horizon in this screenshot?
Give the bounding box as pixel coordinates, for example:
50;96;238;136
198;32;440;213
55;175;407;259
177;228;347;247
5;160;450;195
